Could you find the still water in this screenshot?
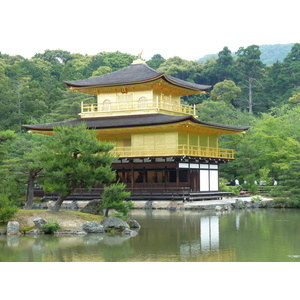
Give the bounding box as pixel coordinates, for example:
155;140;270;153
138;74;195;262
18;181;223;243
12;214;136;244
1;209;300;262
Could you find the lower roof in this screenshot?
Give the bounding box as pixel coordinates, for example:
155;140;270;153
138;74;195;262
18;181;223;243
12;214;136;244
22;114;250;133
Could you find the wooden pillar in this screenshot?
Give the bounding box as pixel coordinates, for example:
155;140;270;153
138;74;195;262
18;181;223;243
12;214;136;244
131;163;134;192
176;166;179;188
143;167;147;190
164;168;168;189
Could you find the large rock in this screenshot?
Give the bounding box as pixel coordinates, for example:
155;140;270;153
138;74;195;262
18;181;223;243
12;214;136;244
215;205;223;211
80;200;102;215
233;199;245;209
100;217;129;231
7;221;20;235
81;221;104;233
33;217;47;229
126;219;141;229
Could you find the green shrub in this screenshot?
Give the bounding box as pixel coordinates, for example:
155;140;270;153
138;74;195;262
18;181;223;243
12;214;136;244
41;217;61;234
228;186;241;196
251;196;263;202
219;178;242;196
100;182;132;218
247;184;258;194
0;196;18;224
268;186;282;197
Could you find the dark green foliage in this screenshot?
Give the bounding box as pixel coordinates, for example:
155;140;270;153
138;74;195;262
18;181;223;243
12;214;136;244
100;182;132;218
0;195;18;224
276;160;300;206
147;54;166;69
39;123;117;212
0;130;19;223
40;217;61;234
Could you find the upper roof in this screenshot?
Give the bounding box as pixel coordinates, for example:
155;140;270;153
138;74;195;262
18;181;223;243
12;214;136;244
22;113;250;134
64;61;211;92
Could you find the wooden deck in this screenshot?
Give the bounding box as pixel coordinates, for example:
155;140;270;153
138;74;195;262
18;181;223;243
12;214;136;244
35;188;233;202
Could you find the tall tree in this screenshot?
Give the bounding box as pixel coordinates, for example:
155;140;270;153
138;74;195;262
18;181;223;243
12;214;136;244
278;160;300;206
39;123;116;212
235;45;265;114
284;43;300;63
147;54;166;70
209;80;241;105
100;182;132;217
213;46;235;82
0;130;19;223
158;56;201;82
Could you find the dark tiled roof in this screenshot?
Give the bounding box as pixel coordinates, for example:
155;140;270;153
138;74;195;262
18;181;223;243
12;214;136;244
64;63;211;91
22;114;250;132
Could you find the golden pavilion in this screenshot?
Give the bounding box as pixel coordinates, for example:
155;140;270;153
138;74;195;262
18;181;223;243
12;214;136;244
23;58;249;201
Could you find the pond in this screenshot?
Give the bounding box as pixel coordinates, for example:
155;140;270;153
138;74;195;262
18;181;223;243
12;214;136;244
1;208;300;262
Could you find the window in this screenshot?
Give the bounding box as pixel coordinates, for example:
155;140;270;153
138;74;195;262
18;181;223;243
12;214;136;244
138;97;147;109
103;99;111;111
179;170;188;182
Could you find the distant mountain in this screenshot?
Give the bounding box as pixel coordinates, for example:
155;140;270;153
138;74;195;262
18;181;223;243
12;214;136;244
259;44;294;65
198;43;295;65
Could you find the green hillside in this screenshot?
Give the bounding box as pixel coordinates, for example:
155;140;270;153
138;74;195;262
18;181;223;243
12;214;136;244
198;43;295;65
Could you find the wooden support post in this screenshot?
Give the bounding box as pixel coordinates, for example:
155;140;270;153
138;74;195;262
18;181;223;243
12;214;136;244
131;163;134;192
176;166;179;188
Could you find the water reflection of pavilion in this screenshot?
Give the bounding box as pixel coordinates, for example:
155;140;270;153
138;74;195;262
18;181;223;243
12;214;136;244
180;215;236;261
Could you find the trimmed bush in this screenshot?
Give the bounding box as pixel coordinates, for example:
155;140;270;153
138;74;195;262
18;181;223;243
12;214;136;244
41;217;61;234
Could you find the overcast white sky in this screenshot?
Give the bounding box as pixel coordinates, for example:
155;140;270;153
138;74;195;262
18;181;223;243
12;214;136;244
1;0;298;61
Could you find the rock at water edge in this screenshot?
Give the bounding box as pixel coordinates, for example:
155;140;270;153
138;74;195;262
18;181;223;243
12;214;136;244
126;219;141;229
33;218;47;229
81;221;104;233
100;217;129;231
7;221;20;235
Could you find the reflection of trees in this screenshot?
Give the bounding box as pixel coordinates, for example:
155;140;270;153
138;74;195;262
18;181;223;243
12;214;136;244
220;209;300;261
100;235;135;262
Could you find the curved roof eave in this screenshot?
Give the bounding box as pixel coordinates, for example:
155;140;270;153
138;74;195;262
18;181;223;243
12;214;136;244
22;114;250;133
64;73;164;89
64;74;210;92
63;63;211;92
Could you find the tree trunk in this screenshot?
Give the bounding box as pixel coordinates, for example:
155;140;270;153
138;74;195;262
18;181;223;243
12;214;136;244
105;208;109;217
24;173;35;209
50;194;69;212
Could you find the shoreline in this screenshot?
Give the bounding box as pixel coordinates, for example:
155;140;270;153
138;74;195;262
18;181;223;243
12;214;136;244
130;196;274;210
32;195;278;212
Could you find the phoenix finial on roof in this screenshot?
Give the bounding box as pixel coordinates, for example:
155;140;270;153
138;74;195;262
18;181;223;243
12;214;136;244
138;51;143;59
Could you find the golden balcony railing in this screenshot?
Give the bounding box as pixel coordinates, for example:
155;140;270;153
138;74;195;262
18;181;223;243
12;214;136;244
111;145;235;159
81;98;196;116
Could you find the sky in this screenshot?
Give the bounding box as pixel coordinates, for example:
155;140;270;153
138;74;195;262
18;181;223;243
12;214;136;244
1;0;298;61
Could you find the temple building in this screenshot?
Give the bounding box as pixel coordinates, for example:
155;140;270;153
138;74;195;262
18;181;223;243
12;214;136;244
23;58;249;201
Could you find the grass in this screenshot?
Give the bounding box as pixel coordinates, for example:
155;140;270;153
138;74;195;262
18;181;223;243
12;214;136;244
10;209;105;230
65;210;105;222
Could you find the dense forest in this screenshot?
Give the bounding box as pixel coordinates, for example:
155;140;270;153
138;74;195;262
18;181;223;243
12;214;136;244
1;43;300;205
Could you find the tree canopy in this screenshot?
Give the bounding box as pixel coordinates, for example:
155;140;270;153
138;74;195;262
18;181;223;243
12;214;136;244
38;124;116;212
1;44;300;207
